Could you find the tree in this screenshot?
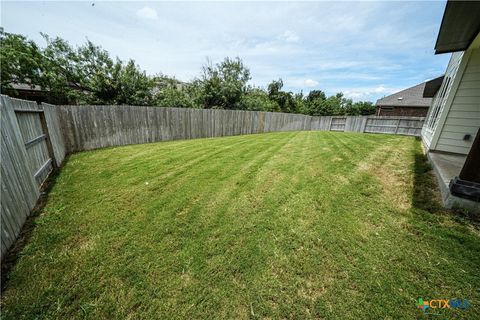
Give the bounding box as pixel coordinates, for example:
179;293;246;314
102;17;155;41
335;93;353;115
153;76;195;108
305;90;328;115
306;90;326;103
154;86;193;108
41;34;155;105
293;92;308;114
197;57;251;109
0;30;44;91
354;101;376;115
239;87;280;111
267;79;298;113
115;60;155;105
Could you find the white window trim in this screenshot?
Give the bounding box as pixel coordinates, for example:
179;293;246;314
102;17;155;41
425;53;461;131
428;49;472;151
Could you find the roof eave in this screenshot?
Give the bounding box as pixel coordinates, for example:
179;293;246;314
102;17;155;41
435;47;470;55
434;1;480;54
423;76;445;97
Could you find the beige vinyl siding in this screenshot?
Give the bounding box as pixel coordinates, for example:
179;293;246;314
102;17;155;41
436;49;480;154
443;124;480;133
435;144;474;155
448;110;479;118
457;80;480;89
447;104;478;112
462;73;480;82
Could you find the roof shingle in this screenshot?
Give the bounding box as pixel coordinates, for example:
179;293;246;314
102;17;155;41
376;82;432;107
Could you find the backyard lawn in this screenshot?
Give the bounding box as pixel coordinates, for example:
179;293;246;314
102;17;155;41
1;131;479;319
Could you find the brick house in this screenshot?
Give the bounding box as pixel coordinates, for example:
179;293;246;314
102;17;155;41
375;82;434;117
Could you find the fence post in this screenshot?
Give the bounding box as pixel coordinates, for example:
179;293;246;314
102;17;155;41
258;112;265;133
361;117;367;133
394;118;400;134
38;103;57;169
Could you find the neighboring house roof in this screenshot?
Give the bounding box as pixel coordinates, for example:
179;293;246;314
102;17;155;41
10;83;44;91
435;0;480;54
376;82;432;107
423;76;445;98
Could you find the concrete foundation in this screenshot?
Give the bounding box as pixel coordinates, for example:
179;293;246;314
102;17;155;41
427;151;480;214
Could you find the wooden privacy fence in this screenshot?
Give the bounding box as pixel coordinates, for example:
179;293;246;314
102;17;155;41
56;106;314;152
1;96;66;259
57;105;424;152
1;96;424;259
310;116;425;136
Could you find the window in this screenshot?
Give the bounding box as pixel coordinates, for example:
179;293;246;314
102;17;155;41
425;52;463;132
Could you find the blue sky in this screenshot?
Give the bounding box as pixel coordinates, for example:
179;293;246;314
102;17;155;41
2;1;450;102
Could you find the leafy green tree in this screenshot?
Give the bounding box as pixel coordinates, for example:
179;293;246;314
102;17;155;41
293;92;308;114
335;93;353;115
154;86;193;108
306;90;327;104
0;30;44;91
239;87;280;111
354;101;376;115
197;57;251;109
41;35;98;103
115;60;155;105
153;76;195;108
41;34;155;105
305;90;327;115
333;94;374;116
184;79;205;108
309;98;335;116
267;79;298;113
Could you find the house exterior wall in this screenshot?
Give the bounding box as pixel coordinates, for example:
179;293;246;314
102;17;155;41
422;51;465;150
376;106;428;117
435;48;480;154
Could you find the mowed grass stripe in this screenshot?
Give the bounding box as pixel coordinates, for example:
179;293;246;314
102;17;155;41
1;131;479;319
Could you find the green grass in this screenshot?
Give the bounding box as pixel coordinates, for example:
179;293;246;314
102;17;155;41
1;131;479;319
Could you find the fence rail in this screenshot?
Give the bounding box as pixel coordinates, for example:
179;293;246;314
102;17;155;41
1;96;425;259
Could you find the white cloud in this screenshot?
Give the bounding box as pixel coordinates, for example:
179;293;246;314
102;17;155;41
342;85;402;100
304;79;319;87
136;6;158;20
279;30;299;43
374;85;387;93
343;90;369;99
